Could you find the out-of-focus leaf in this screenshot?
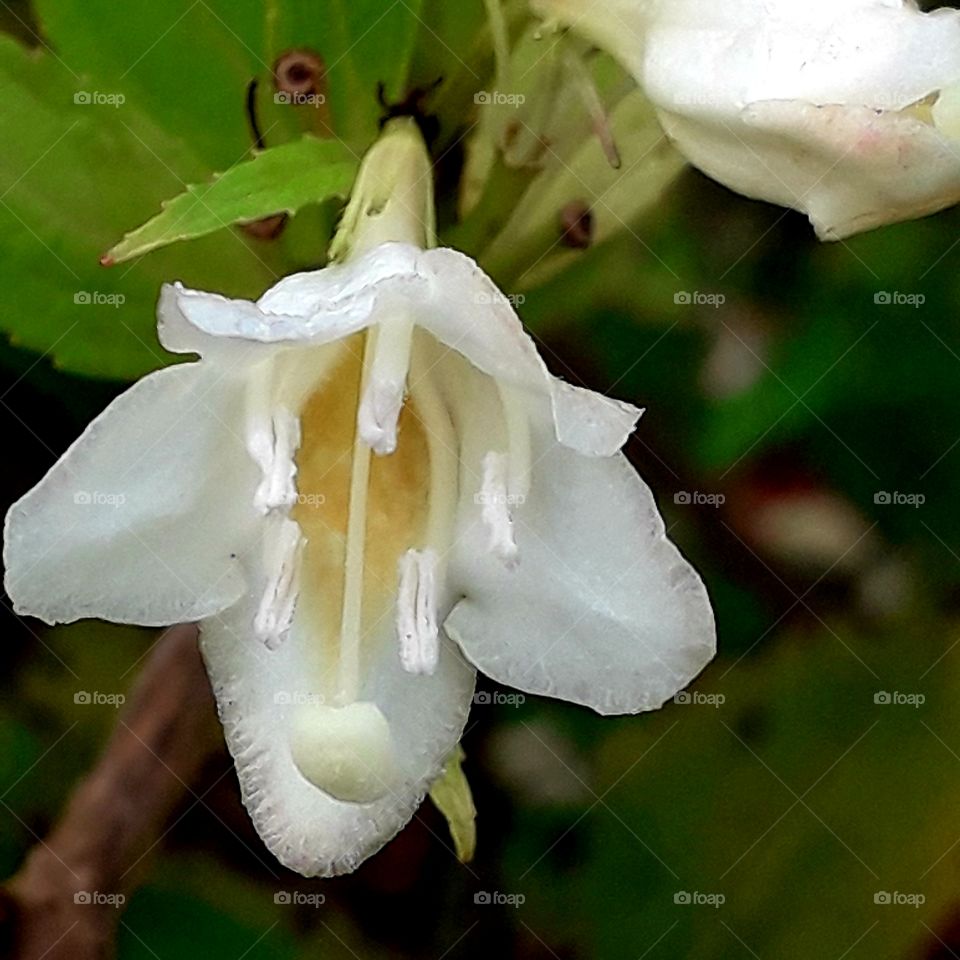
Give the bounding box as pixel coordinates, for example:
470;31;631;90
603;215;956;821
507;620;960;959
310;0;427;144
119;887;297;960
104;137;356;264
0;711;41;874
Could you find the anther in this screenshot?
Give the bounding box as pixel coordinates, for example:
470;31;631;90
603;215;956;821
396;549;440;675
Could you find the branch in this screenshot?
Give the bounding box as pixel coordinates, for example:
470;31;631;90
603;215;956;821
1;623;225;960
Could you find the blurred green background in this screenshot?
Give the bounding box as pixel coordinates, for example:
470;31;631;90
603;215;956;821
2;1;960;957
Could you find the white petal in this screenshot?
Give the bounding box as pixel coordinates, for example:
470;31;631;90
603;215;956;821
739;102;960;240
199;564;476;877
634;0;960;111
160;245;640;457
540;0;960;237
443;376;715;716
157;245;420;357
4;363;260;626
414;248;641;456
549;379;643;458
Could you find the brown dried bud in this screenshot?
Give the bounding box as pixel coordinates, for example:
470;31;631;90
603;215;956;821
273;49;326;100
240;213;288;241
559;201;593;249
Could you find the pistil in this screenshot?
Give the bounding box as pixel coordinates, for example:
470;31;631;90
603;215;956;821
334;330;379;705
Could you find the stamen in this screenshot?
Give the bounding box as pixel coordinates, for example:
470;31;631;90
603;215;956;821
563;48;622;169
484;0;512;95
479;451;519;566
357;317;415;455
248;399;301;514
397;549;440;675
254;515;304;650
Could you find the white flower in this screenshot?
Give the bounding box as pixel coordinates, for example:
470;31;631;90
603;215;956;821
534;0;960;239
3;119;714;876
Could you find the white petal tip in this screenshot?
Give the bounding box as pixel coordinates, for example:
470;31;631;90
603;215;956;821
552;380;642;457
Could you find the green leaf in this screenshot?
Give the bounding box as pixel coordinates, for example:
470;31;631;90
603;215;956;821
0;31;280;379
429;745;477;863
313;0;427;144
104;137;357;264
120;887;297;960
506;620;960;960
0;0;447;380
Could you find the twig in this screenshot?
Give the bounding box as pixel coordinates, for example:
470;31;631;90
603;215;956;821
0;623;224;959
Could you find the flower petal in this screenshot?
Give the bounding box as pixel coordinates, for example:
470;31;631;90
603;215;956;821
199;563;477;877
739;102;960;240
443;375;715;716
414;248;641;456
160;245;640;457
660;0;960;111
537;0;960;237
157;245;420;357
4;362;259;626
